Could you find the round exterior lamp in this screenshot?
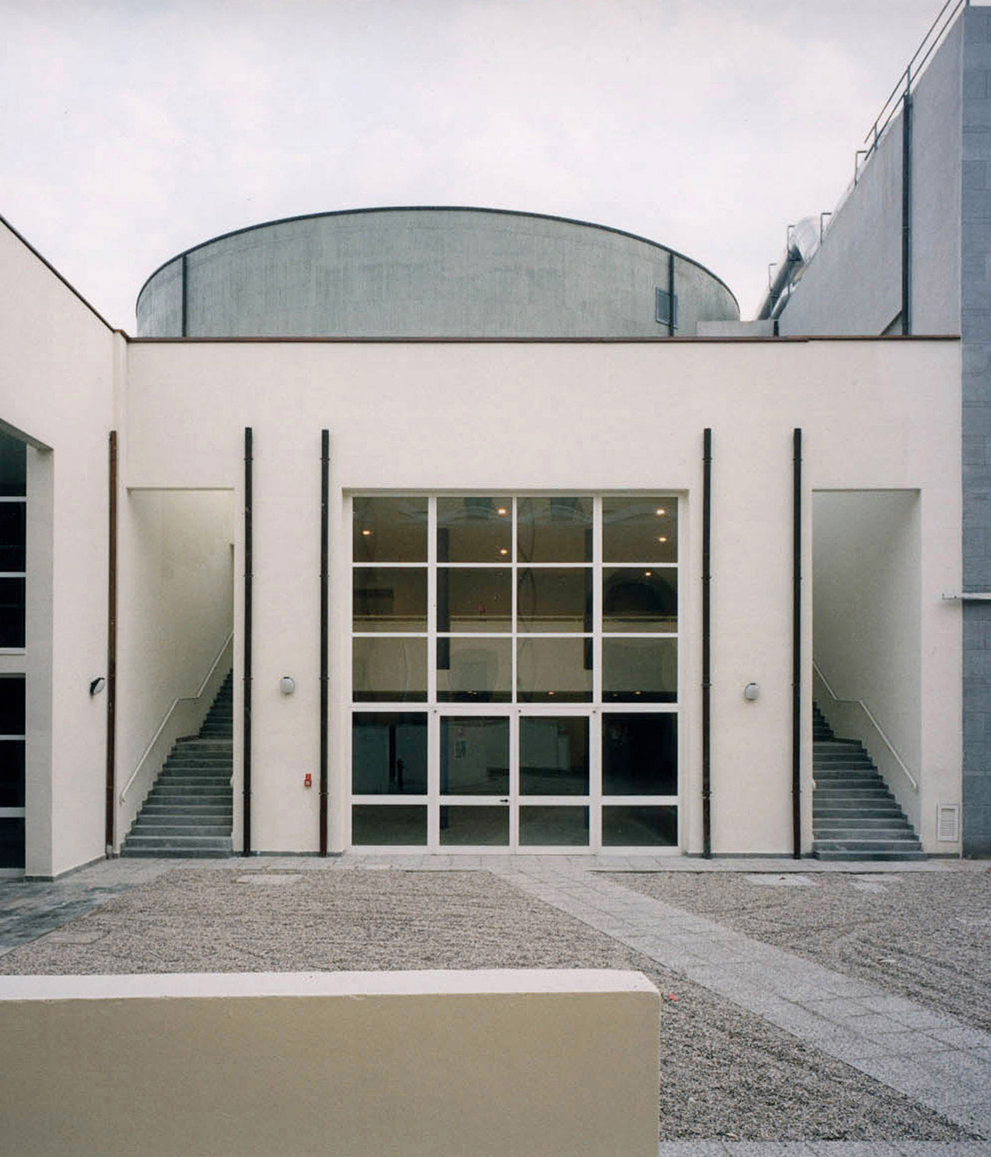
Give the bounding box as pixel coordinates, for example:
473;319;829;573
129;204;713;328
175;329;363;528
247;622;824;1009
280;676;296;696
743;682;760;702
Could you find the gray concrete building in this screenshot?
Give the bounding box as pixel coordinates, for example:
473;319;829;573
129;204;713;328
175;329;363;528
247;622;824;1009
136;207;738;339
762;1;990;854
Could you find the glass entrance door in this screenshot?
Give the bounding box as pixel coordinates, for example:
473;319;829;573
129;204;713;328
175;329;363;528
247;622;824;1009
436;708;591;850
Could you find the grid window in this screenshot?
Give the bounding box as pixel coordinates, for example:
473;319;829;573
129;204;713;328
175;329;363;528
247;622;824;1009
350;495;679;850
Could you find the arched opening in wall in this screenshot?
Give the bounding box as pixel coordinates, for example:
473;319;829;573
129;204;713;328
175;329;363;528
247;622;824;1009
812;490;923;855
116;489;235;857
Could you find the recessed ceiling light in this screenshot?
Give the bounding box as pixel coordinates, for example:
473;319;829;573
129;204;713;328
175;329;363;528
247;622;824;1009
655;508;666;516
361;529;372;536
658;536;667;543
497;507;508;516
499;548;509;556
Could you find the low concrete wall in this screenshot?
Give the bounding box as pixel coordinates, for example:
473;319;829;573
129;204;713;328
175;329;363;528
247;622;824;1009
0;968;659;1157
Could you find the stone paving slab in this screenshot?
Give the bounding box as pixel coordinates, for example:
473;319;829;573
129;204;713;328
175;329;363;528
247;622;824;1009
500;868;991;1140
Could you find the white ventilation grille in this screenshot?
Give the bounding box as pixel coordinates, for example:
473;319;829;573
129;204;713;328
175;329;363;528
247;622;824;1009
937;805;959;843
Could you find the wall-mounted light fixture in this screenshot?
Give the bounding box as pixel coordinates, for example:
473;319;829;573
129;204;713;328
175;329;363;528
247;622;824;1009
743;682;760;702
280;676;296;696
89;677;106;696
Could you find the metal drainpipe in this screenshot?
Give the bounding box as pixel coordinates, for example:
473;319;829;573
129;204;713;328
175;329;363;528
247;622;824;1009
792;428;803;859
319;430;329;856
667;251;676;336
105;430;118;855
243;427;253;856
181;254;188;338
901;83;913;335
702;429;712;858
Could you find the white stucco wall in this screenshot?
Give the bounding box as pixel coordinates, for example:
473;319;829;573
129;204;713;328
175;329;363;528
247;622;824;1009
116;490;234;841
123;336;961;856
0;219;119;877
813;491;924;830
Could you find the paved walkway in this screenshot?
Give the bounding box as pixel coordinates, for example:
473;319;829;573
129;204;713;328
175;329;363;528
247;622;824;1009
498;862;991;1143
1;853;988;1157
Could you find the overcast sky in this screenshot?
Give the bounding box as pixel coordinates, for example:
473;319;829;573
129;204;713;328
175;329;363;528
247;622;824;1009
0;0;960;330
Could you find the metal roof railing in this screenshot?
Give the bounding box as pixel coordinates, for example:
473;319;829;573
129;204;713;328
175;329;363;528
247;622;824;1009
863;0;969;168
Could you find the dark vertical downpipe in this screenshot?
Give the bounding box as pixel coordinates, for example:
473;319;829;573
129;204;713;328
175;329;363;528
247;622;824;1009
181;253;188;338
319;430;330;856
243;427;253;856
105;430;118;854
702;429;712;858
901;84;912;335
792;428;803;859
667;251;676;336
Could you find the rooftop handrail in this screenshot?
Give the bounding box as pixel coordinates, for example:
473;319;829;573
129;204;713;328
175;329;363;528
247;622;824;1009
864;0;968;160
812;660;919;793
120;630;234;804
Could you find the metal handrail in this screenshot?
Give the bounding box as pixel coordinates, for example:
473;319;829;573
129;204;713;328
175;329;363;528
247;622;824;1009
865;0;967;160
812;660;919;793
119;630;234;803
804;0;968;267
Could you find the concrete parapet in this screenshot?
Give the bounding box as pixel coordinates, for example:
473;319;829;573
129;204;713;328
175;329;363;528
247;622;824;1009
0;968;660;1157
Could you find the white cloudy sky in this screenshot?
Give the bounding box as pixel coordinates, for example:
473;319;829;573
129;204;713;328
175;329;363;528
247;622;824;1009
0;0;958;330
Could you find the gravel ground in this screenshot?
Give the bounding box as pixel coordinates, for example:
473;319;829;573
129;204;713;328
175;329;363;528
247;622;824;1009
0;867;974;1143
605;868;991;1033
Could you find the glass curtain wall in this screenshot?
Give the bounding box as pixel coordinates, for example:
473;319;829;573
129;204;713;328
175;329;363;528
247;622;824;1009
0;430;26;870
351;495;679;851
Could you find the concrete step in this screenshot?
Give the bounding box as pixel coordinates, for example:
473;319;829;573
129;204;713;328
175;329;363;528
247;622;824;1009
120;846;233;859
814;805;904;818
813;835;922;851
129;824;231;838
148;787;232;800
156;772;230;782
814;815;912;829
809;786;892;796
133;813;232;827
121;834;233;853
813;847;927;862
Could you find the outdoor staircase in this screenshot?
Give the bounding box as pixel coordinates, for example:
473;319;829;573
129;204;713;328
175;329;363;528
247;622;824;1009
812;703;924;861
121;673;233;858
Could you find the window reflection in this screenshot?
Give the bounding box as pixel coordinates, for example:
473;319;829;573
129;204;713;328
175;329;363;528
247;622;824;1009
437;497;511;562
437;638;512;702
353;496;427;562
440;717;509;794
602;637;677;702
517;568;591;632
353;568;427;631
352;805;427;845
352;637;427;702
603;498;677;563
602;713;677;795
352;713;427;794
603;568;677;633
520;716;589;795
517;637;592;702
438;568;511;631
517;497;592;563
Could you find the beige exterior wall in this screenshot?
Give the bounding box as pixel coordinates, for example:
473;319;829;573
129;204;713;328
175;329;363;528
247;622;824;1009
0;968;660;1157
0;220;119;877
116;490;234;841
123;337;962;856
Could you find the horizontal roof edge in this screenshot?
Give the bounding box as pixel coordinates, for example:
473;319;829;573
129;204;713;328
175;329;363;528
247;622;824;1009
125;333;961;345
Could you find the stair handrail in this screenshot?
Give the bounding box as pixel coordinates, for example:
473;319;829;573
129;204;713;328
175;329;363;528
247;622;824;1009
120;630;234;804
812;660;919;793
